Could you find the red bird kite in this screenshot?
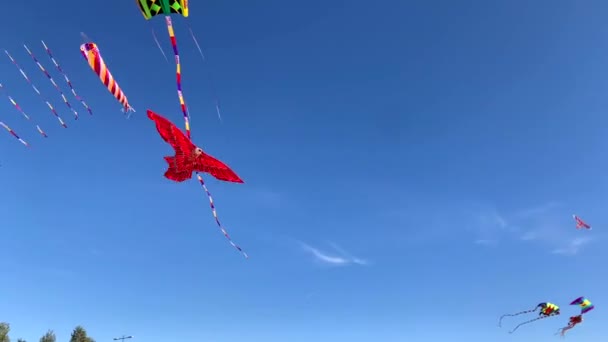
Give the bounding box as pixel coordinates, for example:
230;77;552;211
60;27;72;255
148;109;243;183
573;215;591;230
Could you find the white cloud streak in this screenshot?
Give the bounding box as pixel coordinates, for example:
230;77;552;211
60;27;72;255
300;242;368;266
471;201;593;256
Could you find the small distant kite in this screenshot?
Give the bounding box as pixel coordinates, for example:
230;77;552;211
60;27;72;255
80;42;135;114
573;215;591;230
556;297;594;336
499;302;560;334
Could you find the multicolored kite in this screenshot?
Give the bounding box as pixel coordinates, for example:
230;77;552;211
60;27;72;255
556;297;594;336
136;0;190;134
80;42;135;115
573;215;591;230
499;302;560;334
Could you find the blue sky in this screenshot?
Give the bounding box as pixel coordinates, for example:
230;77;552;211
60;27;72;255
1;0;607;341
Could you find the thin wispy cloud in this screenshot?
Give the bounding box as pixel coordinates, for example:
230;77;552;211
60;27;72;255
552;237;592;256
300;242;369;266
471;201;593;256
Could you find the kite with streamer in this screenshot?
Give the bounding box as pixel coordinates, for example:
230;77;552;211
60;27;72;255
41;40;93;115
148;109;247;258
0;83;46;137
573;215;591;230
136;0;191;132
4;50;67;128
24;44;79;120
556;297;594;336
80;42;135;114
499;302;560;334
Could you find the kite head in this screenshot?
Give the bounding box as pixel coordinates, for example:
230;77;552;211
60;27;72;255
193;147;203;156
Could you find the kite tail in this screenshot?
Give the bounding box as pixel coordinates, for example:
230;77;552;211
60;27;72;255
0;84;48;138
498;307;539;327
23;44;79;120
0;122;29;147
508;313;556;334
188;25;223;122
556;325;574;337
41;40;93;115
166;17;247;258
165;16;191;136
151;28;169;63
196;173;248;258
5;50;67;128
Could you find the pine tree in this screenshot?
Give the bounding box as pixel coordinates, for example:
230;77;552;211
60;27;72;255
69;326;94;342
39;330;55;342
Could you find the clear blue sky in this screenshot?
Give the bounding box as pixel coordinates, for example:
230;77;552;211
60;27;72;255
1;0;607;341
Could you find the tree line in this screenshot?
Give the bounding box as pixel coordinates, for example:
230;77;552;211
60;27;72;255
0;322;95;342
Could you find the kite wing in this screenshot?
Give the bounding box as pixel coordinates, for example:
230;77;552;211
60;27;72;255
195;153;244;184
136;0;189;19
147;109;195;157
80;43;134;114
573;215;591;230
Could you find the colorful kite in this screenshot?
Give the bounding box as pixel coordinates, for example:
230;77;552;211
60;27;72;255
571;297;594;315
23;44;79;120
573;215;591;230
0;83;47;137
499;302;560;334
79;42;135;114
148;109;247;258
41;40;93;115
5;50;67;128
556;297;594;336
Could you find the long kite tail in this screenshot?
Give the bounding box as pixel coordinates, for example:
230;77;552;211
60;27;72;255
165;16;247;258
197;174;248;258
165;16;191;136
508;313;556;334
0;84;47;137
498;307;539;327
556;325;573;337
151;28;169;63
4;50;67;128
0;121;29;147
23;44;79;120
188;26;223;122
41;40;93;115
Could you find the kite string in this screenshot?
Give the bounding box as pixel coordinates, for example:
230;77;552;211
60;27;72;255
41;40;93;115
165;16;248;259
23;44;79;120
4;50;67;128
151;28;169;63
188;25;222;122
